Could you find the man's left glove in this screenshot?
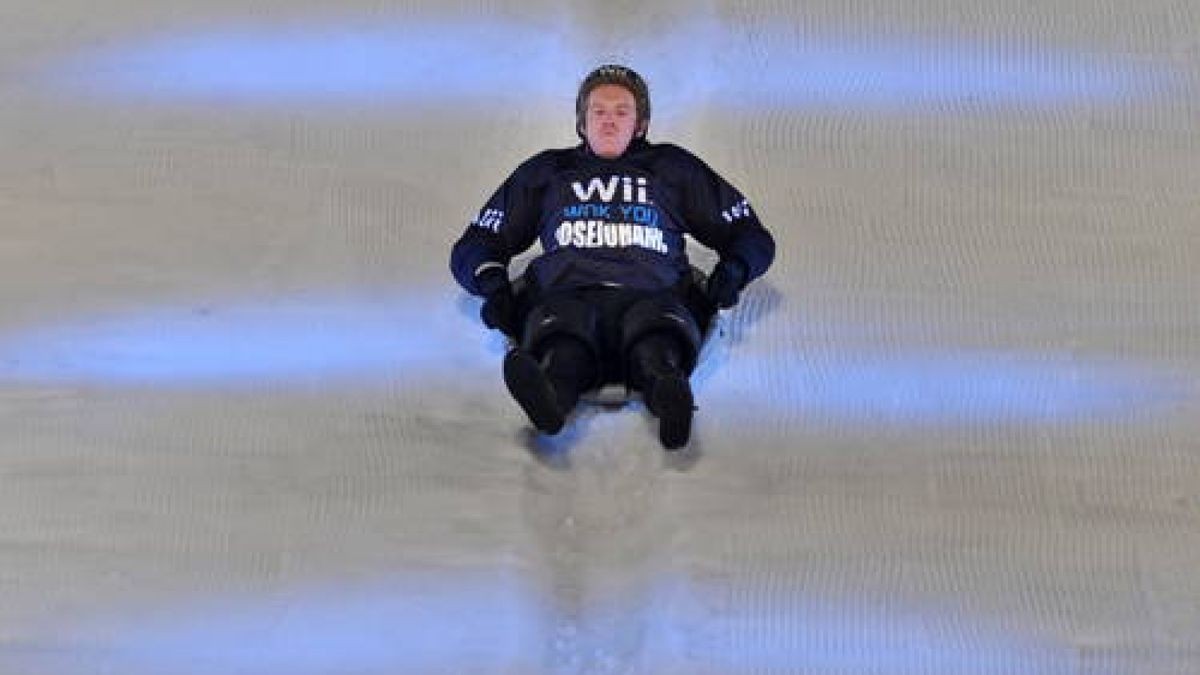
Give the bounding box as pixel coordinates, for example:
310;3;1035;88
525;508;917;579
476;267;520;337
706;257;749;309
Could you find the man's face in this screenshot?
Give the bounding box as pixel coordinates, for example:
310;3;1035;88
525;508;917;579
584;84;640;159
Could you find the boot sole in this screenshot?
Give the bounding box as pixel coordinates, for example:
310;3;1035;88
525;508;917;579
503;350;565;434
651;375;693;450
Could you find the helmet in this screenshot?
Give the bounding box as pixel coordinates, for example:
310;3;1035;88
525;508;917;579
575;64;651;140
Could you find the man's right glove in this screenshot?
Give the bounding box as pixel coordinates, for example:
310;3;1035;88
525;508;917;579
476;267;519;337
706;257;749;309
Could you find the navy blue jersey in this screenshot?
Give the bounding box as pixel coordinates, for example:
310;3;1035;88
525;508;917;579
450;139;775;296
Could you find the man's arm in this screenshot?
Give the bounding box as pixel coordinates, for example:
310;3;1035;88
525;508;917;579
449;155;546;295
673;147;775;304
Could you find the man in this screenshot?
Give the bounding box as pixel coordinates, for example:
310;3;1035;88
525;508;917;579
450;65;774;449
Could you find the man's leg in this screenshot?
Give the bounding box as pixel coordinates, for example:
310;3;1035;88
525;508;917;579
627;331;694;449
619;294;703;450
504;295;600;434
504;336;597;433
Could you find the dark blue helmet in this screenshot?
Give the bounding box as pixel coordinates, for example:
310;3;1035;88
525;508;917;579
575;64;651;140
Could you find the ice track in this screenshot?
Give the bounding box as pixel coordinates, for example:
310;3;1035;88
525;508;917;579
2;1;1199;673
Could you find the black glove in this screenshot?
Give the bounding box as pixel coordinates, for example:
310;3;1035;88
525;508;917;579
476;267;519;336
706;258;749;309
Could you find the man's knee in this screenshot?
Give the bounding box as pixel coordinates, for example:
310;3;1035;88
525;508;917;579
620;295;703;374
521;295;601;360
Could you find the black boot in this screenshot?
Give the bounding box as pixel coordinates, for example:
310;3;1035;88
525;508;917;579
503;337;597;434
646;373;694;450
503;349;565;433
629;333;695;450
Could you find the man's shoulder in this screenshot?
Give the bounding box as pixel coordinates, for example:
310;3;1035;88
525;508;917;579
637;141;706;174
528;146;579;161
643;140;691;156
512;146;584;175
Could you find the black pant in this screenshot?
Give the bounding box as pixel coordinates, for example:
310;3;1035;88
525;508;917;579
521;286;705;383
